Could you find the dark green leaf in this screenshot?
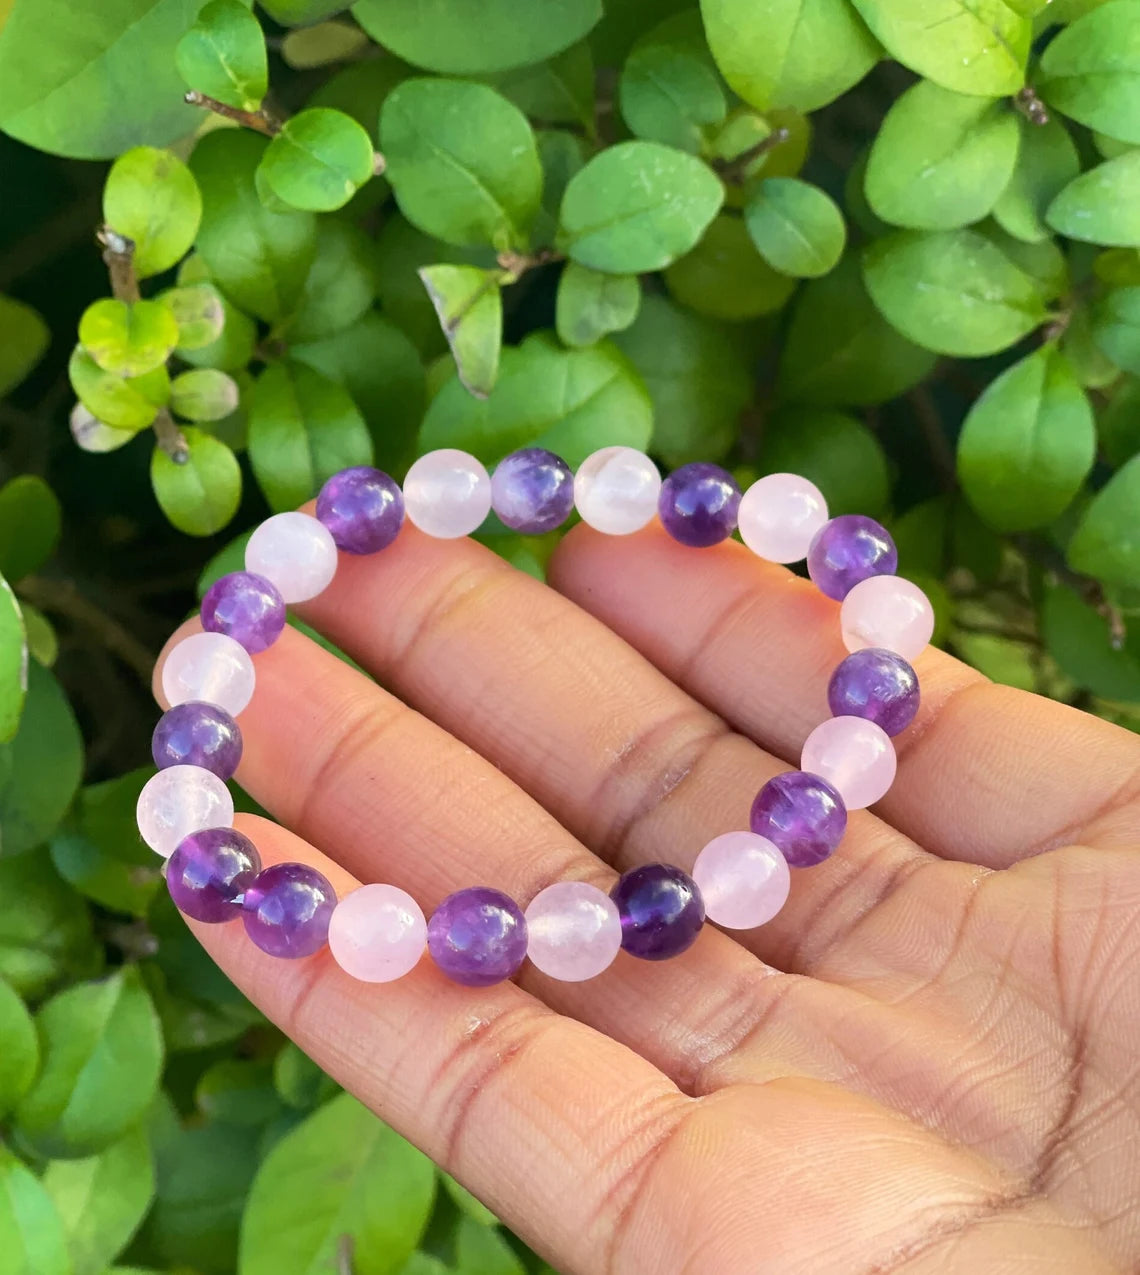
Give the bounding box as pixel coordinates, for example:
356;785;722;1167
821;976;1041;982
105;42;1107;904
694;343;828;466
273;1044;340;1112
420;265;503;398
309;55;412;131
0;474;61;582
1061;304;1120;389
103;146;203;280
1047;151;1140;246
78;299;179;378
177;0;266;111
744;177;846;277
0;978;37;1116
196;1059;283;1127
282;220;376;344
1039;1;1140;144
533;127;589;244
0;854;97;1000
556;262;641;347
260;109;375;213
0;574;23;745
373;216;474;357
454;1217;526;1275
993;117;1081;243
1067;452;1140;586
489;42;595;133
980;223;1069;302
1091;286;1140;374
68;349;169;432
1043;582;1140;700
664;212;796;318
0;295;49;397
439;1172;498;1227
619;41;725;153
0;1146;70;1275
1100;376;1140;466
151;427;242;536
761;407;890;516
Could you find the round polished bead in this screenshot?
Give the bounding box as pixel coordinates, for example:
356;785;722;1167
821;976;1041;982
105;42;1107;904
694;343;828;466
137;765;235;858
328;884;427;983
491;448;575;534
242;862;336;959
610;864;705;961
167;827;260;923
245;512;338;604
162;631;255;718
750;771;847;868
807;515;898;601
201;571;286;654
574;446;661;535
316;466;405;555
828;648;920;737
658;462;742;548
427;887;528;987
524;881;623;982
691;832;791;930
152;701;243;780
738;472;829;564
801;716;896;811
403;449;492;539
840;575;935;662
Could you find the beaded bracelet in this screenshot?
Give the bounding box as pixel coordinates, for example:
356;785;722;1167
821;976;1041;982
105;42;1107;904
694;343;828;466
137;447;933;988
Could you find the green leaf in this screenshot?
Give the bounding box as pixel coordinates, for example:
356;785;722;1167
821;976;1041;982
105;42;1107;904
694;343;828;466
78;299;179;378
103;147;203;280
422;333;652;465
381;79;543;251
849;0;1030;95
981;222;1069;301
177;292;257;372
43;1124;155;1275
439;1173;498;1227
1060;303;1120;388
14;967;163;1159
700;0;879;113
1047;151;1140;246
170;369;240;422
533;127;589;244
21;603;58;669
281;20;369;68
0;574;24;745
0;978;37;1116
619;41;725;153
744;177;846;277
0;0;221;159
488;42;595;134
761;407;890;516
248;361;373;511
0;295;49;397
1043;582;1140;700
1091;286;1140;374
1100;376;1140;466
273;1044;339;1112
197;1059;283;1127
68;349;169;432
0;474;61;583
260;0;350;22
151;427;241;536
778;254;936;406
612;294;752;465
0;1146;70;1275
559;140;725;273
176;0;267;111
238;1093;436;1275
1067;453;1140;586
190;129;318;323
0;854;97;1001
454;1217;525;1275
957;345;1096;532
281;221;376;344
0;662;82;857
351;0;601;74
663;212;796;319
556;262;641;347
68;405;137;455
162;283;226;351
864;79;1021;231
309;55;412;131
863;228;1049;356
259;109;375;213
373;216;473;357
1039;0;1140;144
993;117;1082;243
420;265;503;398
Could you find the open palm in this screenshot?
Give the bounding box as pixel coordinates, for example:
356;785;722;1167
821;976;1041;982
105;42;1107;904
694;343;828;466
158;521;1140;1275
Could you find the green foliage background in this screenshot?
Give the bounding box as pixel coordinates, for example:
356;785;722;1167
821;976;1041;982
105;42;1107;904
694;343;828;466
1;0;1140;1270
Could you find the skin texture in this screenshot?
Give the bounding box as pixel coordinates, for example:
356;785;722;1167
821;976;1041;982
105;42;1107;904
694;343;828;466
156;520;1140;1275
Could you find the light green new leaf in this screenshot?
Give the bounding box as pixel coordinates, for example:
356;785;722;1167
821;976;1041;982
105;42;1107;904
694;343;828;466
664;213;796;319
558;140;724;273
0;295;49;397
0;474;62;582
958;345;1096;532
68;405;136;455
1039;1;1140;144
259;109;375;213
849;0;1030;95
863;229;1048;356
0;574;24;745
151;427;242;536
1068;453;1140;587
170;368;240;421
351;0;601;74
238;1092;436;1275
865;79;1021;230
761;407;890;516
103;147;202;280
556;262;641;347
420;265;503;398
381;79;543;250
162;282;226;350
68;348;170;432
744;177;846;277
176;0;267;111
993;117;1081;243
0;1146;70;1275
700;0;879;113
1047;150;1140;247
619;42;726;153
78;299;180;378
0;978;37;1115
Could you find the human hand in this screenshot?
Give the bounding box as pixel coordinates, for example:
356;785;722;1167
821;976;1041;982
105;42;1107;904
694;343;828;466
156;521;1140;1275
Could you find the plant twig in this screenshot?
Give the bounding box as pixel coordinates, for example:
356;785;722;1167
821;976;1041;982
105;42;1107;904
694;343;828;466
97;227;141;303
153;407;189;463
1014;534;1127;649
714;127;790;184
496;247;563;283
336;1236;355;1275
184;89;282;135
908;385;956;492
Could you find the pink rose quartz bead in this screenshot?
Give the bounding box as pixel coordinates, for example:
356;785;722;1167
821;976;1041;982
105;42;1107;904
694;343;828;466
403;449;492;539
328;884;427;983
738;473;829;564
245;512;338;604
524;881;623;982
840;574;935;662
574;446;661;535
162;631;255;718
136;765;234;858
800;716;896;810
691;832;791;930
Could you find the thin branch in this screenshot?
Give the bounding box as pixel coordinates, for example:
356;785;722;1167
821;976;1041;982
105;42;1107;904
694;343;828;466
153;407;189;464
1014;534;1127;649
496;247;563;283
184;89;282;135
335;1236;355;1275
714;127;790;184
97;227;141;303
907;385;956;492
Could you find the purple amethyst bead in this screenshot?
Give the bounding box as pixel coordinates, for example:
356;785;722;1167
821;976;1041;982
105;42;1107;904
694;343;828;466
316;466;405;555
658;462;742;548
152;701;243;780
806;515;898;601
427;887;528;987
750;771;847;868
167;827;261;923
828;648;920;737
201;571;286;654
490;448;575;534
610;863;705;960
241;862;336;959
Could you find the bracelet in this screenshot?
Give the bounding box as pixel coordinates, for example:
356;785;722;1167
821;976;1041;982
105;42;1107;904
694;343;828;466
137;448;932;988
